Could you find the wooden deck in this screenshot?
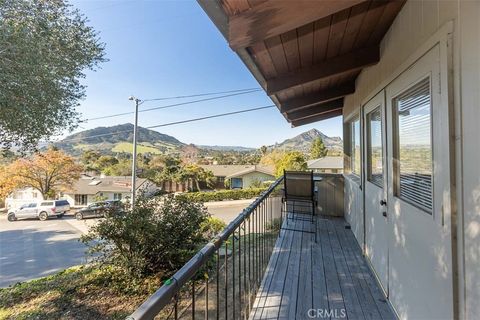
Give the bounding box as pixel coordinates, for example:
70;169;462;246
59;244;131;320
249;215;395;320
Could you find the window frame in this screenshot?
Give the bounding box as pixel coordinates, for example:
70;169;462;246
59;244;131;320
350;115;361;178
75;194;88;206
392;76;434;214
366;105;384;188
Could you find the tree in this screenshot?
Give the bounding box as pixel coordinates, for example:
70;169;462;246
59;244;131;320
274;151;307;177
0;164;16;200
181;164;216;191
4;149;83;199
95;155;119;171
260;145;268;155
102;159;131;176
0;0;106;152
260;149;285;167
80;150;101;171
310;137;328;159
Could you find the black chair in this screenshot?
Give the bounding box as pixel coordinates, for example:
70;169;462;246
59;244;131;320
281;170;317;242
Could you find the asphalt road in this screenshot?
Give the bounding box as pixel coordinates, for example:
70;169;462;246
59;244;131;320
0;214;91;288
0;200;250;288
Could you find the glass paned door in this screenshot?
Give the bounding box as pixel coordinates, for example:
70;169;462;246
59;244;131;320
363;91;388;293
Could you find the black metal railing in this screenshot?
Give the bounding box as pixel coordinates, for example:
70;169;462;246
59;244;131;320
128;177;284;320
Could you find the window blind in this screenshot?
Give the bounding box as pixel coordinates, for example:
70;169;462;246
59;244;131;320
394;77;432;213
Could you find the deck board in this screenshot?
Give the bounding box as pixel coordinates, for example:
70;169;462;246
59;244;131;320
250;216;395;320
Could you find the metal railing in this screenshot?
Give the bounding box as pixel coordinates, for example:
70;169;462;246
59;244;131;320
128;177;284;320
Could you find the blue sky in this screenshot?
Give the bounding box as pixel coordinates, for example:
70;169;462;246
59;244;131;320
69;0;343;148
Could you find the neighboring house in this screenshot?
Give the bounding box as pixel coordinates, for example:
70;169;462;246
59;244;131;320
199;164;275;189
64;175;158;207
5;187;44;211
307;156;344;174
5;175;158;210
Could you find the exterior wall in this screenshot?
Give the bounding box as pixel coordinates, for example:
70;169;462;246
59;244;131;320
239;172;275;189
342;1;480;318
63;194;95;207
5;188;45;210
344;177;363;247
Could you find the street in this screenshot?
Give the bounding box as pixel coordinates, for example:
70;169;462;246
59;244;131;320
0;200;250;288
0;214;93;288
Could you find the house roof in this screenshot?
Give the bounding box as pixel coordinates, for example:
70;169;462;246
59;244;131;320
225;165;275;179
66;176;150;195
307;157;344;169
198;0;405;127
200;164;274;178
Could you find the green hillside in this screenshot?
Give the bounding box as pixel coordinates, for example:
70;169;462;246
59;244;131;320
55;123;184;156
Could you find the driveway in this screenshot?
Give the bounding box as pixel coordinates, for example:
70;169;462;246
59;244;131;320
0;214;93;288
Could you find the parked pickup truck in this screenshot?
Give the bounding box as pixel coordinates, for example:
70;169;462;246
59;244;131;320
7;200;70;222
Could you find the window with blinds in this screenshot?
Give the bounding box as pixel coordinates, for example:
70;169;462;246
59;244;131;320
350;117;361;177
367;107;383;188
393;77;433;213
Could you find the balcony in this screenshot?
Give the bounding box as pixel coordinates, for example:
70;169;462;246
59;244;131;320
128;174;393;320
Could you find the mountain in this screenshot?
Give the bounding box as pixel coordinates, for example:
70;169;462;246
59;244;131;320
55;124;184;155
270;129;343;152
54;125;342;157
197;145;255;152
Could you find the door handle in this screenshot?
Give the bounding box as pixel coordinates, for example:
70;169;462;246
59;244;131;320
380;199;387;206
382;211;387;217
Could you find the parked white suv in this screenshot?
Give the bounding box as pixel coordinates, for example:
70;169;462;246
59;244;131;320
7;200;70;222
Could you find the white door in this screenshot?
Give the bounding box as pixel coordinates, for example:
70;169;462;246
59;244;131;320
363;91;389;293
385;44;453;319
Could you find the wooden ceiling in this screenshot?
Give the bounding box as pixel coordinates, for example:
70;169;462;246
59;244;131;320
198;0;405;127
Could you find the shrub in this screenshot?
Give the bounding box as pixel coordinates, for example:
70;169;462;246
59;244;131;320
81;195;210;279
200;216;226;239
177;187;267;203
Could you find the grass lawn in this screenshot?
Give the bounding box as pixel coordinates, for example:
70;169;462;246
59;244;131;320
0;265;162;320
111;142;163;154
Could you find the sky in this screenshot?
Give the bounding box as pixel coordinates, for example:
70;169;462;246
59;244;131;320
68;0;343;148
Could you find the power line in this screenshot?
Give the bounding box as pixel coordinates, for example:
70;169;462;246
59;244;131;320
148;105;275;129
55;105;276;144
141;88;261;102
82;89;262;122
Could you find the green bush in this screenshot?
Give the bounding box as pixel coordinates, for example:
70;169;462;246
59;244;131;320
81;195;210;279
200;216;226;239
177;187;267;203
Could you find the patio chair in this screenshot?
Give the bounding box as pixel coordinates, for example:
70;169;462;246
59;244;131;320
281;170;317;242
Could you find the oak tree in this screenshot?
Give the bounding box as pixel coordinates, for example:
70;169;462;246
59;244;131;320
0;0;106;151
5;149;83;199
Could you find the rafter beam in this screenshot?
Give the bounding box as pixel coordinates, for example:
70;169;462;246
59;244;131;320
280;83;355;113
287;98;344;121
291;109;343;127
229;0;367;50
267;46;379;95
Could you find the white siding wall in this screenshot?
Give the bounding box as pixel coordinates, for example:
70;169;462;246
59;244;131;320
344;177;363;247
5;187;44;210
342;1;480;318
241;172;275;189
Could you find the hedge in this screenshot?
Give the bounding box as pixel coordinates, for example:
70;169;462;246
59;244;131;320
177;187;268;203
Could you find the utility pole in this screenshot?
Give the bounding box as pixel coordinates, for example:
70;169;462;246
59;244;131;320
128;96;140;208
